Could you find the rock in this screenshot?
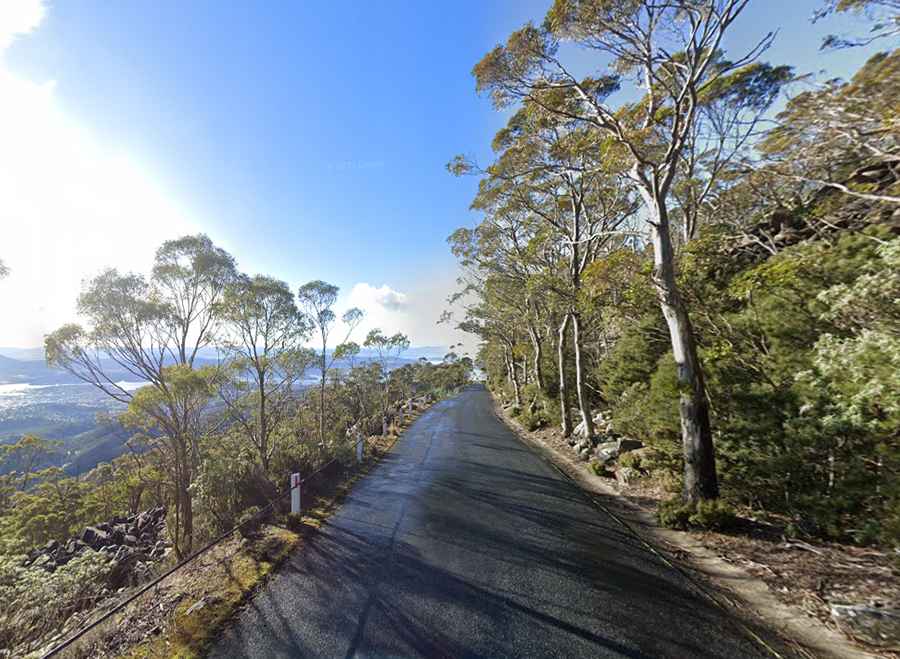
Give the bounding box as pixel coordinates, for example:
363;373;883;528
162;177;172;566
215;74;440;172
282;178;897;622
593;441;619;463
44;539;59;553
124;534;138;546
578;446;592;462
616;438;643;454
831;604;900;648
616;466;640;487
81;526;110;548
185;598;207;615
136;511;152;530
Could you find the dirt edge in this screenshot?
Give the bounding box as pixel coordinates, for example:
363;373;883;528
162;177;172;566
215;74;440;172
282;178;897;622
491;395;877;659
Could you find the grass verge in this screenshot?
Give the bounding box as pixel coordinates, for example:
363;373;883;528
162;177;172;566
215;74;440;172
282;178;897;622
108;405;431;659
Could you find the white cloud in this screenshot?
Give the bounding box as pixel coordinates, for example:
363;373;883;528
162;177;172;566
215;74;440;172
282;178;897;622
339;277;477;356
0;0;45;50
0;3;199;347
348;283;409;312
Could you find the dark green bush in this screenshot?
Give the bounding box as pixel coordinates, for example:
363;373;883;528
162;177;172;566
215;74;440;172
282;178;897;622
237;505;263;538
283;511;305;533
658;498;738;531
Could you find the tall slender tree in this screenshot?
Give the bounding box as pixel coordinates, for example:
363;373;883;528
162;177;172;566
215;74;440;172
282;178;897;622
473;0;777;501
218;275;315;473
297;281;363;444
45;234;236;555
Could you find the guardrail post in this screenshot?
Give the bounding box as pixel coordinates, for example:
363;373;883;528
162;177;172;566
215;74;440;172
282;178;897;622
290;473;301;514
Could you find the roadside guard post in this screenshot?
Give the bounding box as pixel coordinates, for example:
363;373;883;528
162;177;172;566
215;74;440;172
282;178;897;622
290;473;301;514
356;434;364;463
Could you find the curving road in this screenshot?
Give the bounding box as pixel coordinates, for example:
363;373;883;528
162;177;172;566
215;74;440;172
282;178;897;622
209;385;783;658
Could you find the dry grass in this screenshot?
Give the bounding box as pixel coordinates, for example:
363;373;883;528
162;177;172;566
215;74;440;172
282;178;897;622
61;403;434;659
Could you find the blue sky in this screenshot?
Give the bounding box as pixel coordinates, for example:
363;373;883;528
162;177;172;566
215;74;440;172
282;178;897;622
0;0;887;349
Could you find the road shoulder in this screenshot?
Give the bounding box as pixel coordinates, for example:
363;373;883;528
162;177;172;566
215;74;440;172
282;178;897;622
491;395;879;659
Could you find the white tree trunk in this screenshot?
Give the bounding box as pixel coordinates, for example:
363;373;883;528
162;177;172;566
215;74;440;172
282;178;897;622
557;315;572;437
571;312;594;439
648;197;719;502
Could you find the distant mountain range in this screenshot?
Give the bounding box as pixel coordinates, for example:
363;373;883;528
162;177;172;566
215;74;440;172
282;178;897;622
0;345;451;385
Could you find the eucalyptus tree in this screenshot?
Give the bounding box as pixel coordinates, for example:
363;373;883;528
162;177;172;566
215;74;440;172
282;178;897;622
671;61;792;242
448;205;553;399
297;280;364;444
760;50;899;206
472;0;782;501
814;0;900;50
455;102;639;437
363;329;410;422
218;274;315;473
45;234;237;555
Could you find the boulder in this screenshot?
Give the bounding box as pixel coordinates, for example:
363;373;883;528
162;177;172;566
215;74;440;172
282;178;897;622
594;441;619;464
616;438;643;454
616;466;641;487
831;604;900;649
81;526;110;548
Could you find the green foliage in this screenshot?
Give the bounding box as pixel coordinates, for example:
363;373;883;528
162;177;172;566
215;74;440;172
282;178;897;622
658;498;738;531
283;512;305;533
0;550;114;653
237;506;264;539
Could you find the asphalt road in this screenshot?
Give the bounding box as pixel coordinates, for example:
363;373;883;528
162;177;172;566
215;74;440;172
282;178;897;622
209;385;779;658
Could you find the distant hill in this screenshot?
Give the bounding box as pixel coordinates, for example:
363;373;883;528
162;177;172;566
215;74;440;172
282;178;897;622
0;355;79;385
0;345;455;385
0;354;143;385
0;347;46;361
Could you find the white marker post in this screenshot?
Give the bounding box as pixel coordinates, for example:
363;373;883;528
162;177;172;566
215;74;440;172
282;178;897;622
290;473;301;514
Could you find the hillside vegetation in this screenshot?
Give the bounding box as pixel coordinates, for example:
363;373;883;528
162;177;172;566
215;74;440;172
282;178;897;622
0;236;472;656
447;0;900;548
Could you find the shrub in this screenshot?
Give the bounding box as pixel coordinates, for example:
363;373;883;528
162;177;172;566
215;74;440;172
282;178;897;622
236;506;263;538
283;512;305;533
0;550;114;654
518;405;552;431
589;461;615;478
658;498;738;531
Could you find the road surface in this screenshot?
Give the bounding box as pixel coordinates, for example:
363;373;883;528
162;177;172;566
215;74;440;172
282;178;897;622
210;385;782;658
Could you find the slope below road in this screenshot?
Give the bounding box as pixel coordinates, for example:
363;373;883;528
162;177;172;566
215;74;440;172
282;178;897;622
209;385;789;658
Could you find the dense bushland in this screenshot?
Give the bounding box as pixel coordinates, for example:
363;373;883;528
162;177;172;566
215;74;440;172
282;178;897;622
448;0;899;546
0;241;471;653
